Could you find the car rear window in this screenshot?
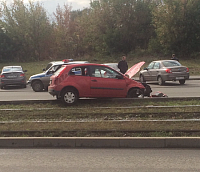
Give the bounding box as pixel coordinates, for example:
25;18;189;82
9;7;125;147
3;67;22;72
162;61;181;67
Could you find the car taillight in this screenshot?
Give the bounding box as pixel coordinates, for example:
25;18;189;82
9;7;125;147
20;73;25;77
165;69;172;73
186;68;189;72
0;75;5;78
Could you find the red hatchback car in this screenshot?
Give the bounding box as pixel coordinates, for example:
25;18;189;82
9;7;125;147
48;63;145;105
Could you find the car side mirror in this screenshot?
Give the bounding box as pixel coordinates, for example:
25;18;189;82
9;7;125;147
43;68;46;71
144;67;148;70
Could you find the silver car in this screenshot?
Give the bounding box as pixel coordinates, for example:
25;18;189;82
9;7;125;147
139;60;189;85
0;66;27;89
103;63;120;72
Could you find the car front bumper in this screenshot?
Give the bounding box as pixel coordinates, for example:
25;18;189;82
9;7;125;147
48;88;60;97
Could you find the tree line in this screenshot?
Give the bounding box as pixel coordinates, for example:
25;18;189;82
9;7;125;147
0;0;200;62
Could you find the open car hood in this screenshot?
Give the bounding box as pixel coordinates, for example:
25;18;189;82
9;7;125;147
125;61;145;78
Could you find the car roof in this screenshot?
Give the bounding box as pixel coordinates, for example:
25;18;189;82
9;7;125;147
103;63;118;65
50;61;89;66
48;61;64;65
152;60;179;63
64;63;109;68
63;63;120;72
67;61;89;64
3;66;22;68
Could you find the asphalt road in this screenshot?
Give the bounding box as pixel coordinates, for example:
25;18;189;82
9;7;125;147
0;149;200;172
0;79;199;101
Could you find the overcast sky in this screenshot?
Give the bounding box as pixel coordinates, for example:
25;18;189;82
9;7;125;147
6;0;91;14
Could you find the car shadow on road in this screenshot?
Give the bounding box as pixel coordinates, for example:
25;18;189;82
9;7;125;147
1;85;27;90
147;81;188;87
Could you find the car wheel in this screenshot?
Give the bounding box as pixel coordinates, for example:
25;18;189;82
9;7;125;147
158;76;165;86
139;75;145;82
0;86;4;89
127;88;144;98
22;84;27;88
32;81;44;92
61;89;78;105
179;79;185;85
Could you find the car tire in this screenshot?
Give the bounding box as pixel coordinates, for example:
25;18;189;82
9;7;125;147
179;79;185;85
158;76;165;86
61;89;78;105
22;84;27;88
0;86;4;89
139;75;145;82
32;81;44;92
127;88;144;98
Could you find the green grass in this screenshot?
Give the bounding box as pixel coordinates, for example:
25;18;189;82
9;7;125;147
0;100;200;137
1;99;200;109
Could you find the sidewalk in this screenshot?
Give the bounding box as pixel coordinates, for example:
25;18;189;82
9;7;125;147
188;76;200;80
0;137;200;148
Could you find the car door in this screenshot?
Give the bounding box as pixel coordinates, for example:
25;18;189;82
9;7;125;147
42;65;62;87
149;62;160;81
143;62;155;81
68;66;91;97
89;65;127;97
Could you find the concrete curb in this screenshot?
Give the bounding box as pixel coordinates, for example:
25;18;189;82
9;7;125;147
0;137;200;148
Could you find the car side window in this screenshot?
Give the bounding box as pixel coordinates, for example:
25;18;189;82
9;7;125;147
45;63;53;71
69;66;89;76
90;66;121;79
47;65;61;75
153;62;160;69
147;62;155;69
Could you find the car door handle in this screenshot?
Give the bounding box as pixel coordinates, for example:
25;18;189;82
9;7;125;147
91;79;97;82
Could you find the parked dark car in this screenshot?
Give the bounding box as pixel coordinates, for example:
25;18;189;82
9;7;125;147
28;61;89;92
0;66;27;89
139;60;189;85
48;63;145;105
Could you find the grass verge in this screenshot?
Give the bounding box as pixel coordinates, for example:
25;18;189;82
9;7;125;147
1;99;200;137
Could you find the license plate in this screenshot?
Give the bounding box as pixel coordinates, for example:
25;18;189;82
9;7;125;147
176;77;184;80
7;75;17;78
